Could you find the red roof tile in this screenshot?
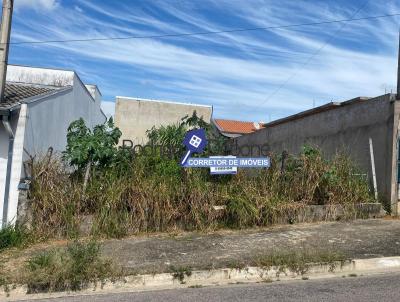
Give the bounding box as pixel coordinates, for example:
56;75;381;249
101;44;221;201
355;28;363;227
214;119;264;134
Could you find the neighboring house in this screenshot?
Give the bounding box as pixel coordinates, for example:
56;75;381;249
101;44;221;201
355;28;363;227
212;119;265;138
115;97;213;145
0;65;106;228
235;94;400;215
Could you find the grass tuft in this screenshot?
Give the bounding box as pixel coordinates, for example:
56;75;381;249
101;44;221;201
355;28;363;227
25;241;118;293
0;224;30;252
256;250;346;276
170;266;193;283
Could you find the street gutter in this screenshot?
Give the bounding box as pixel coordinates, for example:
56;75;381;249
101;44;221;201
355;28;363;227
2;256;400;301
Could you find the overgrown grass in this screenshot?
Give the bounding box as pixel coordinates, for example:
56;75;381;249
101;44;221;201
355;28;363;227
25;241;118;293
27;157;83;239
28;147;374;239
0;224;30;252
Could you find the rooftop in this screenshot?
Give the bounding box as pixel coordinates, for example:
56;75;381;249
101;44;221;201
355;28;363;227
213;119;265;134
0;82;66;113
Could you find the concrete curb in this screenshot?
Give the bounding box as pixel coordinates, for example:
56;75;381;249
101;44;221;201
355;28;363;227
2;256;400;301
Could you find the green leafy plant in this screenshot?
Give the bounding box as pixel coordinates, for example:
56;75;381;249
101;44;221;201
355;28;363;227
63;117;128;189
63;117;122;169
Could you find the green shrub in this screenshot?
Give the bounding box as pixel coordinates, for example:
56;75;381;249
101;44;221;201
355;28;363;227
0;224;29;252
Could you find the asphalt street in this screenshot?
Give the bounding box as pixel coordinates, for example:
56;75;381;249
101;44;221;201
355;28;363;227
23;272;400;302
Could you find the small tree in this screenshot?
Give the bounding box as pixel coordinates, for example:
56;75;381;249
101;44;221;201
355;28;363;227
63;118;122;189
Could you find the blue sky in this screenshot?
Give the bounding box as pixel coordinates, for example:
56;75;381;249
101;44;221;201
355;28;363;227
9;0;400;121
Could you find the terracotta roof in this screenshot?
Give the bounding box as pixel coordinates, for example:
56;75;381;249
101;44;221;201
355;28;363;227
214;119;265;134
0;82;60;111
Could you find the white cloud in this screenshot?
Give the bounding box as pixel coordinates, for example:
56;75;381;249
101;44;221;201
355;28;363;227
10;0;400;121
74;5;83;13
15;0;59;11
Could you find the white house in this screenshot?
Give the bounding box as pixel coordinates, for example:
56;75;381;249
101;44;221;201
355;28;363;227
0;65;106;228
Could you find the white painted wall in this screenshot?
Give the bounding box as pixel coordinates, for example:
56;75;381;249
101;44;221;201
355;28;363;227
0;114;18;228
23;75;106;157
7;105;28;225
85;84;102;108
0;123;10;227
6;65;74;86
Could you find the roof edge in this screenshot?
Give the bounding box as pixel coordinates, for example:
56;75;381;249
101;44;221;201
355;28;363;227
264;102;341;128
211;118;224;132
263;96;387;129
116;96;212;108
212;118;263;134
220;130;255;134
8;63;74;73
1;86;72;113
214;118;261;124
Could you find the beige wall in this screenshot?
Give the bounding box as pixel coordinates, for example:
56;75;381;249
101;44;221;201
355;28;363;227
115;97;213;145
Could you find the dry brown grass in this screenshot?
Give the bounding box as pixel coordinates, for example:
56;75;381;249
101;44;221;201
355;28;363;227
27;147;373;240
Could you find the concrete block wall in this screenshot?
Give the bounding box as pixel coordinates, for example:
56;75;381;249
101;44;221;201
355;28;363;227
115;97;213;145
235;94;399;214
